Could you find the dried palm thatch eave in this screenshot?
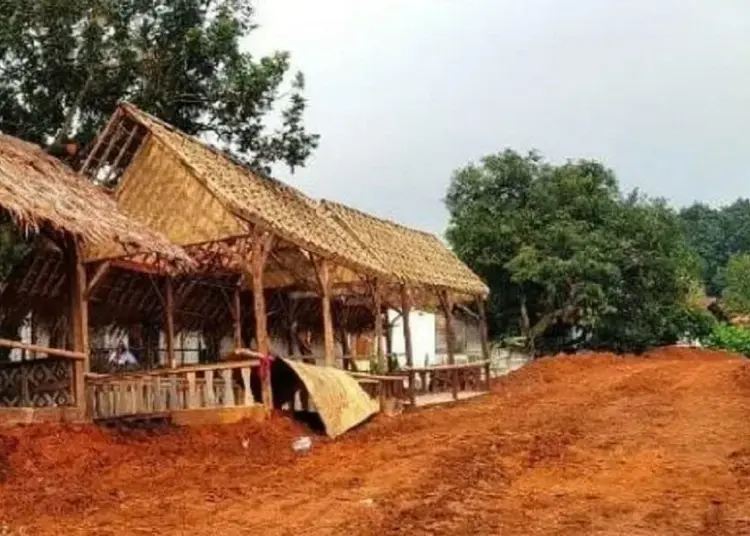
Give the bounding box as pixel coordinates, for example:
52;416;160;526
0;133;192;267
319;200;489;300
115;102;394;281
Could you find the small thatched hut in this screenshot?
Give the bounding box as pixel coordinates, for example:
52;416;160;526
0;133;190;414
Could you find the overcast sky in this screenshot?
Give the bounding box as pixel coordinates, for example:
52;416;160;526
248;0;750;236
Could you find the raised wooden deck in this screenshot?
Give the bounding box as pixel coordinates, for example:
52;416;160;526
85;360;262;421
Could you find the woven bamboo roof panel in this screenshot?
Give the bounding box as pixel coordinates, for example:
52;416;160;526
117;103;391;280
0;134;190;264
320;201;489;297
93;136;248;252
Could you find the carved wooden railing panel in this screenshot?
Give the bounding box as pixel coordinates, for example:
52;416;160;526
0;358;76;407
85;360;261;420
0;338;85;408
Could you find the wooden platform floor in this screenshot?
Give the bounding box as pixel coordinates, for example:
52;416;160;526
413;390;488;408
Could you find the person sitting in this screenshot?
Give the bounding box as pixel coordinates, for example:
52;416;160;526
107;341;139;370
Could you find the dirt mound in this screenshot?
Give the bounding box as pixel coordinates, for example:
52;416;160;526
0;414;310;521
2;347;750;535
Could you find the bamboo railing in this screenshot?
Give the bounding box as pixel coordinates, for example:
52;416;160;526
85;360;260;420
394;360;492;406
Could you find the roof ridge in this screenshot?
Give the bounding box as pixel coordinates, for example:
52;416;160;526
317;202;396;279
320;199;441;240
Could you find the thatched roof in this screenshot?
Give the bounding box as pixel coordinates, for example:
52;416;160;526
109;103;392;280
0;134;190;265
320;200;489;298
83;103;487;301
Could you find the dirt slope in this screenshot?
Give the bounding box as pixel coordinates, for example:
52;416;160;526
2;347;750;535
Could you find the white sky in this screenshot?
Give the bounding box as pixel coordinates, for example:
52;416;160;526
247;0;750;235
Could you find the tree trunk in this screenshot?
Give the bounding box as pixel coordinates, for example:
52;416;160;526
519;293;535;357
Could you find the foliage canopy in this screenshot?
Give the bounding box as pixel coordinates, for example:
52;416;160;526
0;0;318;177
446;150;705;354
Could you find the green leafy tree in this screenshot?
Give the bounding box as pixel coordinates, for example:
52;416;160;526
446;151;621;353
679;199;750;297
446;150;702;354
722;253;750;315
679;203;726;295
589;196;702;352
0;0;318;177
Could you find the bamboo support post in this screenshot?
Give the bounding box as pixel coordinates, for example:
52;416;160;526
314;258;335;367
441;289;459;401
241;366;252;405
251;231;274;410
477;297;492;390
222;368;235;406
372;279;385;373
232;282;242;348
401;285;416;407
204;370;215;407
20;360;30;405
164;277;176;368
67;236;89;410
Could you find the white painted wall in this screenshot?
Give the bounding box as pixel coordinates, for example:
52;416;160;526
388;309;436;367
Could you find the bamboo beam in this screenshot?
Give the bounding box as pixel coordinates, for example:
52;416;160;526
401;284;415;407
66;236;89;410
84;261;111;299
316;258;336;367
103;122;141;185
110;258;164;276
164;277;176;368
0;338;85;360
79;108;121;175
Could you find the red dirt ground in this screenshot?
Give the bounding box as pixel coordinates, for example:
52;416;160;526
3;347;750;535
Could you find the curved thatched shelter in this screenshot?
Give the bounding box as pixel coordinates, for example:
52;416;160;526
0;133;196;415
0;134;190;264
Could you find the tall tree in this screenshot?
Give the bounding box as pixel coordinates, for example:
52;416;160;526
679;199;750;297
446;150;700;354
678;203;725;295
589;195;702;352
722;253;750;315
0;0;318;175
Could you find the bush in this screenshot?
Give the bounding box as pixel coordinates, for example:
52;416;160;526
704;323;750;357
675;307;717;341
